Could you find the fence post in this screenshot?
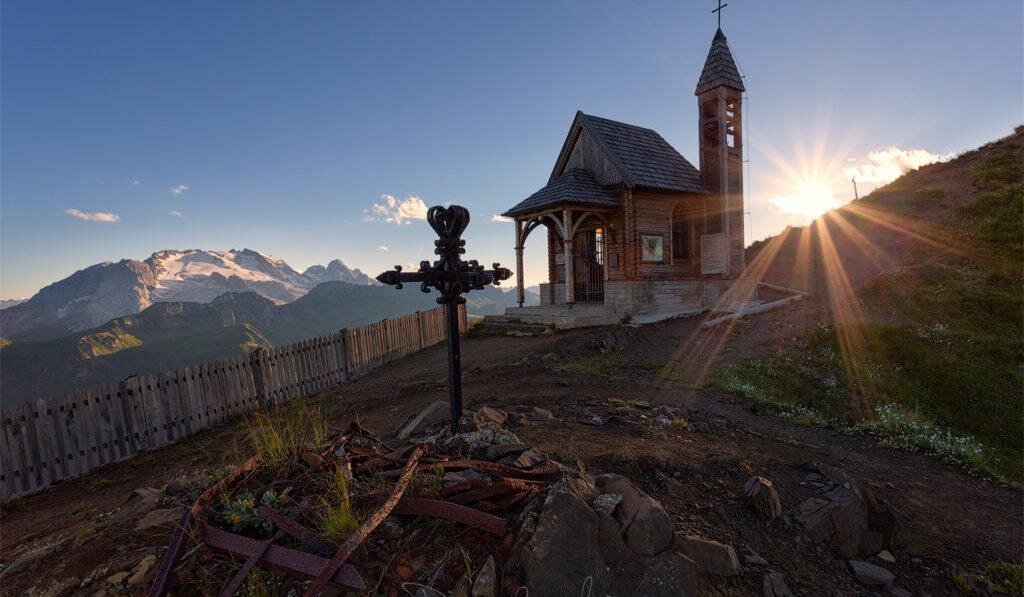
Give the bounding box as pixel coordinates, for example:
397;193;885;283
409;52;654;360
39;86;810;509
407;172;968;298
340;328;353;380
249;347;268;408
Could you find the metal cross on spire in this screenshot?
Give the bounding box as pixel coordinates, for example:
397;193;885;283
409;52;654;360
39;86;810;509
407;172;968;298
376;205;512;433
712;0;728;28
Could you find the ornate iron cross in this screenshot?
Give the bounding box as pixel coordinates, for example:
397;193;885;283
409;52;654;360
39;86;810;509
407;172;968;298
376;205;512;433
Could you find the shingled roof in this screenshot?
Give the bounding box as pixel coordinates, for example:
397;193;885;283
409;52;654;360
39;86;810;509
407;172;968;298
503;169;620;218
695;28;745;95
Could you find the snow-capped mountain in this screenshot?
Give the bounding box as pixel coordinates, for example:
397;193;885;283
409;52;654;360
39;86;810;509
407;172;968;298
1;249;374;341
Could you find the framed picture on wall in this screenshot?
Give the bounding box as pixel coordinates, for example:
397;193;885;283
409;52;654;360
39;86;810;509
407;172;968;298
640;233;664;262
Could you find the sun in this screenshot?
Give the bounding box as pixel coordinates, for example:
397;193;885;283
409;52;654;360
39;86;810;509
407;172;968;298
769;177;844;220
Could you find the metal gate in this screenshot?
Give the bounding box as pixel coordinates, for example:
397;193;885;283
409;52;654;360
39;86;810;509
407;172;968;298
573;228;604;302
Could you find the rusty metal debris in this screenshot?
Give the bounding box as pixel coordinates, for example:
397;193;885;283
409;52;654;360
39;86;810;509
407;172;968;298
392;498;508;536
149;455;259;597
153;414;563;596
203;523;365;591
305;443;427;596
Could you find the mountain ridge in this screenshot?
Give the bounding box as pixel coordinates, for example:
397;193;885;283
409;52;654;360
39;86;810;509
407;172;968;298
1;249;374;342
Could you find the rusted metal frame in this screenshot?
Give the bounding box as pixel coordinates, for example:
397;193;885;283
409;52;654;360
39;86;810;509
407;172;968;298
203;523;365;591
477;489;534;513
446;478;531;505
219;500;314;597
219;529;285;596
391;498;507;536
149;455;259;597
259;505;335;557
439;477;491;498
382;459;561;482
304;444;428;596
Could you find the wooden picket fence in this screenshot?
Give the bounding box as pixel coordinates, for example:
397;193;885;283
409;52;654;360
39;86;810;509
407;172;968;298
0;305;466;500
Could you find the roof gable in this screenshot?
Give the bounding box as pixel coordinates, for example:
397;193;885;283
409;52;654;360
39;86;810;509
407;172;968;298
695;28;745;95
549;111;708;194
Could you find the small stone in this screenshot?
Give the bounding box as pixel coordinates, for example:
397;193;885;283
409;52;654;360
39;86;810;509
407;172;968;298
744;476;783;519
501;448;547;469
673;533;741;576
744;552;769;566
476;406;508;425
485;443;531;461
127;555;158;586
762;572;793;597
134;507;186;533
506;412;528;427
470;556;497;597
889;587;912;597
848;560;894;587
591;493;623;516
875;549;896;563
106;571;130;585
530;406;555;421
163;480;185;496
398;401;450;439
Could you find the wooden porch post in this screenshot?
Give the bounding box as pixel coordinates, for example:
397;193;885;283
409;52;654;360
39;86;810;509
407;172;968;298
563;207;574;305
514;219;525;307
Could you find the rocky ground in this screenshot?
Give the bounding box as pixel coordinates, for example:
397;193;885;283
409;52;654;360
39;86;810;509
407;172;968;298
0;304;1021;595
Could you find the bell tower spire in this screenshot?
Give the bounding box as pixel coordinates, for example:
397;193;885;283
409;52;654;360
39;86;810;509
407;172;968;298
696;24;745;277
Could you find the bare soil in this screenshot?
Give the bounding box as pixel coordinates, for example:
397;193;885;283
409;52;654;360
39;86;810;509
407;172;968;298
1;303;1020;595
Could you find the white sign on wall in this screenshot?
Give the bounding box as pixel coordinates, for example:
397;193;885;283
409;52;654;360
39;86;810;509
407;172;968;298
554;252;566;265
700;233;727;275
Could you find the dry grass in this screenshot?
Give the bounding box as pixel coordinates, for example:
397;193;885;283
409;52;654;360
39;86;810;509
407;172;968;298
315;465;360;544
245;398;327;469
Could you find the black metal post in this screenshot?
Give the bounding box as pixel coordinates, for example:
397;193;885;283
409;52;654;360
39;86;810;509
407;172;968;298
445;301;463;431
375;204;512;435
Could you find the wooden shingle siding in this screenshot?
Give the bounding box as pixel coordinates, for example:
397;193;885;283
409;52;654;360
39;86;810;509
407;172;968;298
0;304;464;500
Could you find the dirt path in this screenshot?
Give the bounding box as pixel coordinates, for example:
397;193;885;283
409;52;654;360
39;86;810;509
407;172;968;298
1;308;1020;595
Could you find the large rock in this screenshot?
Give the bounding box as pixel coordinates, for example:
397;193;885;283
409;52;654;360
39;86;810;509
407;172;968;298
519;491;606;597
398;401;450;439
762;572;793;596
595;473;673;557
673;534;740;577
744;476;782;519
470;556;497;597
639;551;698;597
848;560;894;587
792;464;893;558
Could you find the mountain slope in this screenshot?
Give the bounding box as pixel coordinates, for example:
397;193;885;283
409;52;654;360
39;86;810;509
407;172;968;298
722;126;1023;482
1;249;373;342
0;281;444;403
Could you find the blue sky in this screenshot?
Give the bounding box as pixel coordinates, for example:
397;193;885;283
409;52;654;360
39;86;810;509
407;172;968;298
2;1;1022;299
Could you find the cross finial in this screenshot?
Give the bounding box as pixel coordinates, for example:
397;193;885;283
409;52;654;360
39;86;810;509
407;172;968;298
712;0;727;28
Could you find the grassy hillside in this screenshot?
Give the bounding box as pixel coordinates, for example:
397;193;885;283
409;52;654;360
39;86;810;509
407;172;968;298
718;128;1023;483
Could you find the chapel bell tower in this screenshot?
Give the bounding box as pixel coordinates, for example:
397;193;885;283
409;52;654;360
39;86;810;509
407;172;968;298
696;27;745;278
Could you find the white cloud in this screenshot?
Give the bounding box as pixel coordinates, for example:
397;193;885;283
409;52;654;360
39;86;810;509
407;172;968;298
131;178;141;186
377;245;390;251
65;208;121;223
842;147;952;187
490;214;512;223
170;184;190;195
370;194;428;224
169;210;183;218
